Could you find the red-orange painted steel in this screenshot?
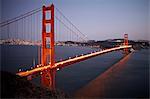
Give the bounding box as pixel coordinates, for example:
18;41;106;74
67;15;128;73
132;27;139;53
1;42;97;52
124;34;129;53
41;4;55;90
41;69;56;90
42;4;55;66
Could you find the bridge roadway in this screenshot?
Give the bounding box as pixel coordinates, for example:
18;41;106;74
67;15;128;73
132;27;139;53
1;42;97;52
17;45;132;77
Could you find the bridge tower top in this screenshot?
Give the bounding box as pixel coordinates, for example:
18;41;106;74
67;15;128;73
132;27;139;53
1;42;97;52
124;34;128;46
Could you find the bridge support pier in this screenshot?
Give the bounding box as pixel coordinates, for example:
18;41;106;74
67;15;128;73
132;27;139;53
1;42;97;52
27;75;32;80
41;69;56;90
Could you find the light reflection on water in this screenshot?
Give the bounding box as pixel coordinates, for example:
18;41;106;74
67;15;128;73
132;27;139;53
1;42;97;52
1;45;149;97
74;52;133;97
75;50;149;98
55;50;124;95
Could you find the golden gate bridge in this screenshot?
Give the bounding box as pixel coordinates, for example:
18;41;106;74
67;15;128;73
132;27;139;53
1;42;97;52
0;4;132;90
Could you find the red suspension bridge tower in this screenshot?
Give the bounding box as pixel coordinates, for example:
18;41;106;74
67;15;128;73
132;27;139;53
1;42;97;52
41;4;55;90
124;34;129;54
42;4;55;66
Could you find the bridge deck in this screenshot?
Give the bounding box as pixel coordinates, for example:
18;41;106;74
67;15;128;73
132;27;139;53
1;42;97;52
17;45;132;77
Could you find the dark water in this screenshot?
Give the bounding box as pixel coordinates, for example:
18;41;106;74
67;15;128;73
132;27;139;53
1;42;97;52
1;45;102;86
1;45;149;97
56;50;124;95
1;45;99;72
99;49;149;98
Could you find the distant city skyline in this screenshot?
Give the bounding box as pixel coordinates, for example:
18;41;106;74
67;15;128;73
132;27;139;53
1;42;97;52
1;0;149;40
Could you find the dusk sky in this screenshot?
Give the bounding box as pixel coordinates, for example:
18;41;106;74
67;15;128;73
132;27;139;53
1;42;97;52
1;0;149;40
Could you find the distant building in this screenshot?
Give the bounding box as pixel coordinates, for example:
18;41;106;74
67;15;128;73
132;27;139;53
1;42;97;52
87;40;95;43
107;39;123;43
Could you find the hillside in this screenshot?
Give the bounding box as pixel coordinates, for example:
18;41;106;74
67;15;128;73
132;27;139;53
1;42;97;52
1;71;67;98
